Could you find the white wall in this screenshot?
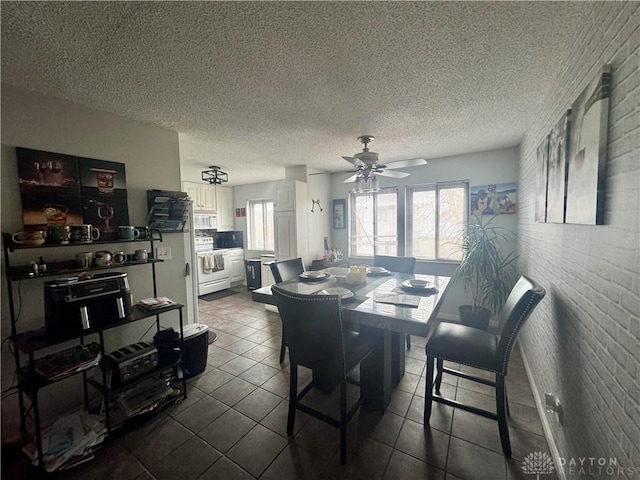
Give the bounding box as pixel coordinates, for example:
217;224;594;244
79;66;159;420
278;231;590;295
1;85;188;441
517;3;639;475
328;146;520;319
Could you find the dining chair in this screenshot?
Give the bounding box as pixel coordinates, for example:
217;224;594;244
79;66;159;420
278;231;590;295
271;286;376;464
270;258;305;362
423;275;545;457
373;254;416;349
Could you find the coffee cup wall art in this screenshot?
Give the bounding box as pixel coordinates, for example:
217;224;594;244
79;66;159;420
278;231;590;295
16;147;130;240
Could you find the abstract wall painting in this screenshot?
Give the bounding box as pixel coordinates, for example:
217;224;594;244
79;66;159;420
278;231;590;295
546;110;571;224
535;135;550;223
565;66;611;225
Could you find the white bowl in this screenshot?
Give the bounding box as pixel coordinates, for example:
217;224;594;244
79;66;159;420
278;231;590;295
408;279;429;287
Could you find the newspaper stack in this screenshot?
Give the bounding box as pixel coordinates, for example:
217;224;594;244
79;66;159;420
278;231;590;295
34;343;101;381
22;410;106;472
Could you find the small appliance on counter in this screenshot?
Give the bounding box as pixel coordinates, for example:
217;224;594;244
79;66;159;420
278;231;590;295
44;272;132;338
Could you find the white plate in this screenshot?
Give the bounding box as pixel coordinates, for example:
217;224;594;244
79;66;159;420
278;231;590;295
401;279;436;291
367;267;390;275
315;287;354;299
300;272;329;281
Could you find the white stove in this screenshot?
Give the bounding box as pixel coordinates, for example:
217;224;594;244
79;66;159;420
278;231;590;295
194;237;231;295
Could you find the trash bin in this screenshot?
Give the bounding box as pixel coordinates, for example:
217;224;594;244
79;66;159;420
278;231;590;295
244;259;262;290
181;324;209;378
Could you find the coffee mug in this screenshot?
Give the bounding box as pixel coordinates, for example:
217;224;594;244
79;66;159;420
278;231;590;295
112;251;126;265
134;249;148;262
48;225;70;245
94;250;112;267
70;224;100;243
135;226;151;240
118;226;140;241
76;252;94;269
12;230;46;246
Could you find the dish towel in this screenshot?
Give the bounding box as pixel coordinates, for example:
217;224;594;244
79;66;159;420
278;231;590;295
202;253;215;274
213;253;224;272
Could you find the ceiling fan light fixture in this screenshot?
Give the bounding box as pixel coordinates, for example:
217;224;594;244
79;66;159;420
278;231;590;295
355;177;365;193
370;176;380;192
201;165;228;185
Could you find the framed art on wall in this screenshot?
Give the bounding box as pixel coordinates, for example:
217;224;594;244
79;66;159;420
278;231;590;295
565;66;611;225
535;135;550;223
333;199;346;229
546;110;572;223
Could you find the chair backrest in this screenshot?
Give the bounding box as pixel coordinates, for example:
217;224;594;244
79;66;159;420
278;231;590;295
270;258;305;283
373;255;416;274
496;275;546;374
271;286;346;377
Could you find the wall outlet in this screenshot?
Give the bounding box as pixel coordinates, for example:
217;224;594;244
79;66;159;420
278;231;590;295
544;392;563;424
156;247;172;260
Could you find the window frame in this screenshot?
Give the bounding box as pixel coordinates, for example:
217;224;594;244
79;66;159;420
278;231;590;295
348;187;399;258
247;199;275;251
405;181;469;262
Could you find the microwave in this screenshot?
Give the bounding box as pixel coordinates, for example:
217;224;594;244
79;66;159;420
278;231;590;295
193;214;217;230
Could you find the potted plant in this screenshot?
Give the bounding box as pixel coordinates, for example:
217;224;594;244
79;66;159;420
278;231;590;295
452;215;518;330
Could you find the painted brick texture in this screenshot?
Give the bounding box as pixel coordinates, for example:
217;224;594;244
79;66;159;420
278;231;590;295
518;3;639;478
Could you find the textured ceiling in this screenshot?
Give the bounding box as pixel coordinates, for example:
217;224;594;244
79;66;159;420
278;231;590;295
1;1;593;186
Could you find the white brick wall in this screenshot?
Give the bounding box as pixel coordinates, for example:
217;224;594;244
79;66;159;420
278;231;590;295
518;3;639;477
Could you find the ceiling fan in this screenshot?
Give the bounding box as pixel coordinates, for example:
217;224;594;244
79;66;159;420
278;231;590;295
341;135;427;190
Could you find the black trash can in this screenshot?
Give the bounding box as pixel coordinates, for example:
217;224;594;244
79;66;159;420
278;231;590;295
181;324;209;378
244;259;262;290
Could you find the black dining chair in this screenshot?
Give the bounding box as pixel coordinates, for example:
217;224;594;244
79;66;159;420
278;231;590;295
373;255;416;349
270;258;305;362
271;286;376;464
423;275;546;457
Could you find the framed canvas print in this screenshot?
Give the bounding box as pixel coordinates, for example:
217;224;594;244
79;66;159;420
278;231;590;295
333;199;346;229
470;183;517;216
565;66;611;225
546;110;571;223
535;135;550;223
16;147;81;230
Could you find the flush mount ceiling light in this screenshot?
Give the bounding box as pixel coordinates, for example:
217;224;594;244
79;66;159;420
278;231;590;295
201;165;228;185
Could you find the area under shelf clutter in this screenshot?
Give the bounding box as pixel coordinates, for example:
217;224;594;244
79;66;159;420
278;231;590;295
2;231;189;473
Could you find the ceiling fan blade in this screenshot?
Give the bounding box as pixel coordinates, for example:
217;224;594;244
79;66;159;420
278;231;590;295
377;170;410;178
343;156;365;167
343;173;360;183
385;158;427;169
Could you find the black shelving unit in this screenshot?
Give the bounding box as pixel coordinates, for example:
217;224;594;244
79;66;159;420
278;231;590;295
2;232;188;472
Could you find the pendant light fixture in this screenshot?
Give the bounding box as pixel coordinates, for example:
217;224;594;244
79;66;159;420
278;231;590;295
201;166;228;185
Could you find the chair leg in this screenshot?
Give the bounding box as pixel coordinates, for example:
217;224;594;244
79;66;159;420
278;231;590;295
424;356;435;424
287;363;298;436
279;331;287;363
435;358;444;395
340;380;347;464
505;382;510;416
496;374;512;457
406;334;411;350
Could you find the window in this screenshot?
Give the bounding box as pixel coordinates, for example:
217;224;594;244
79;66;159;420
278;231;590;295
406;182;468;261
248;200;274;250
349;188;398;257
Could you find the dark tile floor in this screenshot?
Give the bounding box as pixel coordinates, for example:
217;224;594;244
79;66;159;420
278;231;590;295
9;288;557;479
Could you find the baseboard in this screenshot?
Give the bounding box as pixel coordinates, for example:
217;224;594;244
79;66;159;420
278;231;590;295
518;342;566;480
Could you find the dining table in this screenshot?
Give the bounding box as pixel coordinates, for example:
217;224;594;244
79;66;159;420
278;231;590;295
251;267;452;412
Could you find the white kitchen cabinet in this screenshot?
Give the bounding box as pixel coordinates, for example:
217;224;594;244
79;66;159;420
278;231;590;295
274;180;306;212
182;181;217;212
228;248;244;283
216;186;234;232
